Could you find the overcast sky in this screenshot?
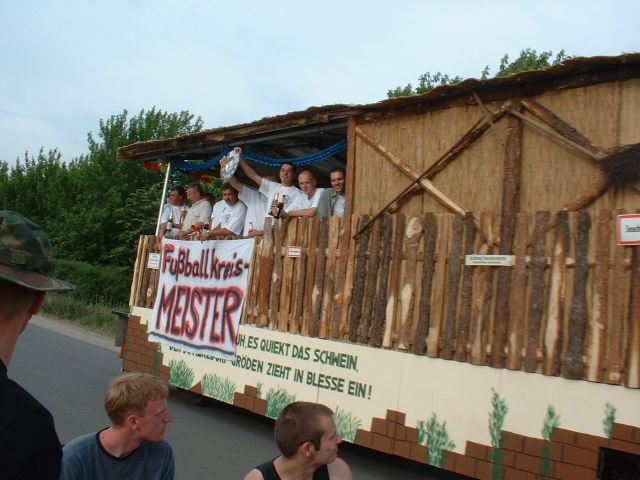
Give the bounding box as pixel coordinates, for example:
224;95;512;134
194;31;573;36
1;0;638;164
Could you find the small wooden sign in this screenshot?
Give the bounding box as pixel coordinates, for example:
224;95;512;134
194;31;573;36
288;246;302;258
618;214;640;245
465;255;514;266
147;253;161;269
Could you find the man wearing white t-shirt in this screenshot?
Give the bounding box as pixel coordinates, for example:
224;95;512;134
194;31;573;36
159;186;188;239
206;183;247;238
178;183;212;238
278;169;324;218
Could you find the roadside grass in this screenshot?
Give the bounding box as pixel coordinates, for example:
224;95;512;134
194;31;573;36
42;292;125;335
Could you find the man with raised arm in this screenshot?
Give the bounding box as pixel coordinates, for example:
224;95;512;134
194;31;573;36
206;182;247;238
61;373;174;480
0;211;75;479
178;183;212;238
277;169;324;218
244;401;353;480
317;167;346;217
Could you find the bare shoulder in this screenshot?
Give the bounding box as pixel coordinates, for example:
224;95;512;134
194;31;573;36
327;457;353;480
243;468;264;480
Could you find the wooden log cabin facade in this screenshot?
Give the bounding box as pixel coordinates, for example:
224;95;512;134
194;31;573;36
120;54;640;479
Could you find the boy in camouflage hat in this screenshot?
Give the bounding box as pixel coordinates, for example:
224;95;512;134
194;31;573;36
0;211;74;479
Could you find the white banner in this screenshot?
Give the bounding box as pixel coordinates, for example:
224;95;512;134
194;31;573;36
150;238;255;360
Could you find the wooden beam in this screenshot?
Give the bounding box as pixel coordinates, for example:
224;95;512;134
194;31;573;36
491;109;523;368
472;91;506;147
355;126;469;215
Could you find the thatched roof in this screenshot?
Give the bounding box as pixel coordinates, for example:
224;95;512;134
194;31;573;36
117;53;640;168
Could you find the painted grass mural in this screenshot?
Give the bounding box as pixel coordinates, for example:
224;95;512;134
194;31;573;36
265;386;296;419
417;413;455;467
489;389;509;480
603;401;616;445
541;406;560;479
201;373;236;403
168;359;195;389
333;407;362;442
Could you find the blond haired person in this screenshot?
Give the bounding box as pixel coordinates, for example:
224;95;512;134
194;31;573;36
61;373;174;480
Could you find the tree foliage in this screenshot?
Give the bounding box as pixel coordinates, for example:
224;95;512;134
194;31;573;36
387;48;571;98
0;107;203;268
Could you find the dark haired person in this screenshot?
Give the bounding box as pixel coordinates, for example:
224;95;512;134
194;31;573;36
159;185;188;238
0;211;75;479
207;182;247;237
244;401;352;480
317;167;346;217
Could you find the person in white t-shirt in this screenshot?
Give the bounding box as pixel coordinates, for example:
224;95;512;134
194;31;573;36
206;183;247;238
278;169;324;218
178;183;212;238
159;185;188;239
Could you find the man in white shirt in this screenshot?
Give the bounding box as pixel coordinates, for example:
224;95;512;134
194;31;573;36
206;183;247;238
159;186;188;239
179;183;212;238
278;169;324;218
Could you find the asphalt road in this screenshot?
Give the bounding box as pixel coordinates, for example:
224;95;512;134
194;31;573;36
9;317;460;479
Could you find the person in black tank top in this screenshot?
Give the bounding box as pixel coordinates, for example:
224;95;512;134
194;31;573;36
243;402;352;480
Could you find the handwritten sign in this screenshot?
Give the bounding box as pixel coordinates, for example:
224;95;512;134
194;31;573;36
465;255;514;266
150;238;255;360
618;214;640;245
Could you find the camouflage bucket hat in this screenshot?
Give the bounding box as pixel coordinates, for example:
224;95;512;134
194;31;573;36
0;211;74;291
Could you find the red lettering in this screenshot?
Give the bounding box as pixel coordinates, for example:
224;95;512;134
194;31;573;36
185;288;201;340
220;287;242;344
155;284;175;330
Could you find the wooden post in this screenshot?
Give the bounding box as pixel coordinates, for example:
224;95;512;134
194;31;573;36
427;214;452;358
525;212;550;372
323;217;341;337
359;219;382;343
454;213;477;362
291;218;310;333
506;213;530;370
310;218;329;338
370;214;393;347
586;210;610;382
383;214;405;348
563;211;591;379
349;215;371;342
398;216;423;350
257;219;275;327
441;213;463;360
491;110;523;368
271;220;285;330
331;117;357;337
626;245;640;388
544;211;569;376
414;213;437;354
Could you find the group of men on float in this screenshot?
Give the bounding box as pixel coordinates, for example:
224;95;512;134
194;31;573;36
159;154;347;240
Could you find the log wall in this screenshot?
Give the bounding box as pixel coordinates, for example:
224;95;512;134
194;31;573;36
131;209;640;388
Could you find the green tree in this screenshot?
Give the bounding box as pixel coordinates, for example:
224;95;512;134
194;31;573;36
387;48;570;98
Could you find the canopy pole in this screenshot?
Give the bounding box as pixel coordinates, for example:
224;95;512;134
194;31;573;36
155;161;172;236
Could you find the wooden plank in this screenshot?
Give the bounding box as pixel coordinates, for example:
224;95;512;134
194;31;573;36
506;213;530;370
469;213;496;365
321;217;340;337
492;111;523;368
247;236;263;322
454;213;477;362
301;218;319;336
626;245;640;388
330;116;357;338
525;212;550;372
370;214;393;347
520;97;607;157
257;218;275;327
398;216;424;350
311;217;329;338
355;126;469;216
291;218;309;333
414;213;437;355
130;235;145;307
441;213;464;359
270;219;285;330
383;214;405;348
358;218;382;343
563;211;592;379
586;210;610;381
137;236;153;309
279;218;298;329
349;215;371;342
544;211;569;376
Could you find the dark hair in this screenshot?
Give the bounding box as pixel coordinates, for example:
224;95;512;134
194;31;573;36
280;162;297;173
330;167;346;176
187;183;204;196
274;402;333;458
170;185;186;198
221;182;238;194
